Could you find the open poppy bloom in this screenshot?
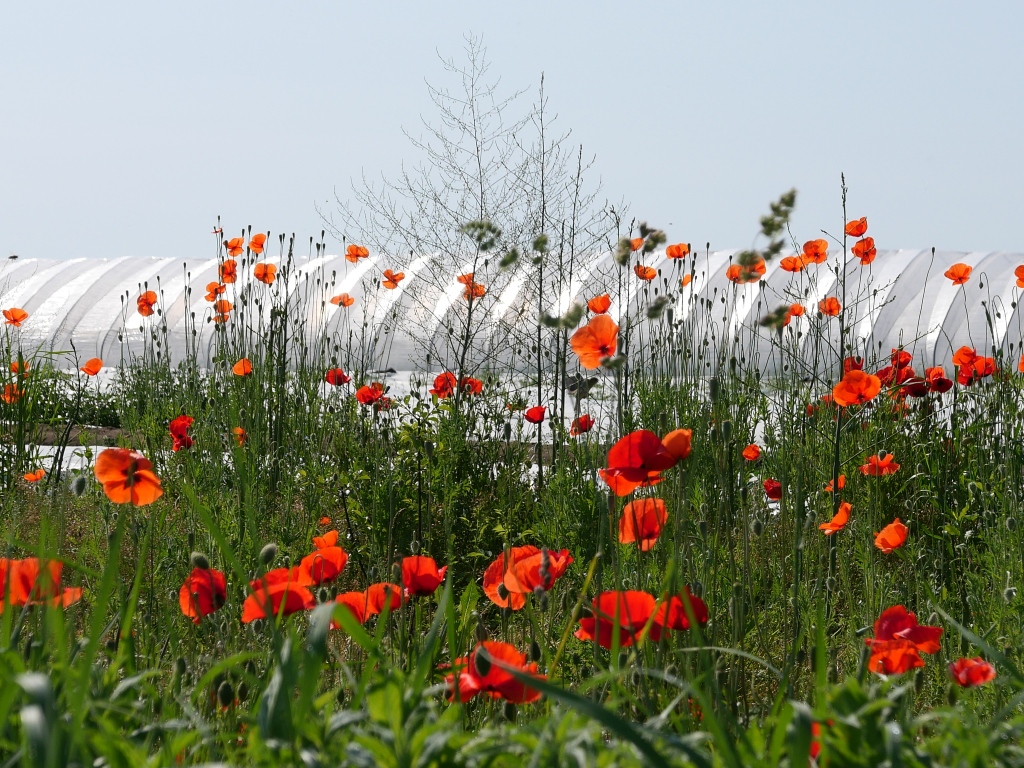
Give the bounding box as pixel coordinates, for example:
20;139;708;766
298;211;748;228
448;641;545;704
634;265;657;281
3;307;29;327
861;453;900;476
524;406;546;424
80;358;103;376
457;272;486;299
355;382;387;406
832;370;882;407
944;263;972;285
298;530;348;586
401;555;447;597
681;274;693;287
925;366;953;393
570;414;594;436
741;444;760;461
9;360;29;376
818;297;841;316
169;415;194;452
502;548;573;597
364;582;403;615
576;590;658;648
725;256;766;284
845;356;864;373
232;358;253;376
652;586;709;630
823;475;846;492
802;239;828;264
957;354;996;385
460;376;483;394
630;237;644;252
179;567;227;624
430;372;457;398
345;244;369;263
232;427;247;446
763;478;782;500
779;255;807;273
483;546;539;609
1;558;82;610
876;363;915;387
23;469;45;483
852;237;877;265
666;243;689;259
618;498;668;551
570;314;619;369
599;430;677;496
325;368;351;386
330;292;355;307
331;592;369;628
819;501;851;535
241;568;315;623
587;293;611;314
205;281;226;301
213;299;233;323
2;384;23;404
253;263;277;284
950;657;996;688
137;292;157;317
249;233;267;254
845;217;868;237
868;638;924;675
94;448;163;506
783;304;805;326
1017;265;1024;289
220;259;238;283
867;605;942;654
225;237;245;257
874;518;909;553
382;269;405;289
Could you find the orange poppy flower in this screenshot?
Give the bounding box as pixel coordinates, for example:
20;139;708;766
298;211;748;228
457;273;486;299
1020;354;1024;375
874;518;909;553
253;263;277;285
232;426;247;446
952;345;977;367
80;358;103;376
763;478;782;500
599;430;677;496
819;501;851;535
861;453;900;476
726;256;767;284
248;233;267;254
832;370;882;407
205;282;226;302
23;468;45;483
823;474;846;492
2;558;82;609
430;372;457;398
219;259;238;283
618;498;668;551
629;237;644;252
570;414;594;436
779;255;807;273
852;237;877;265
867;605;942;654
587;293;611;314
524;406;546;424
447;640;546;704
783;303;805;327
652;586;709;631
355;382;386;405
502;548;573;596
179;567;227;624
330;292;355;307
363;582;403;615
483;546;540;610
241;568;315;623
575;590;658;648
741;444;760;461
681;274;692;288
382;269;405;289
225;237;245;257
9;360;29;376
949;657;996;688
2;384;23;404
1016;265;1024;289
666;243;689;259
94;447;163;506
662;428;692;462
325;368;350;386
634;265;657;281
802;239;828;263
345;244;370;263
212;299;233;323
570;314;619;369
818;297;841;316
2;307;29;327
944;263;972;285
845;217;868;238
137;291;158;317
232;358;253;376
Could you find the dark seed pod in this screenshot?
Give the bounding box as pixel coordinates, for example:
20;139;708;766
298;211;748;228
503;701;517;722
473;650;491;678
529;640;541;662
217;680;234;708
237;682;249;703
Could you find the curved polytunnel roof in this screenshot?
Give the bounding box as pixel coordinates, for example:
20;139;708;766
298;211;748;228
1;249;1021;375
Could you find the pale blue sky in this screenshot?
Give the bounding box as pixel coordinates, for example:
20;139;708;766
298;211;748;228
1;1;1020;260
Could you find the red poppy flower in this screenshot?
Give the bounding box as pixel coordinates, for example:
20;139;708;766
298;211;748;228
899;377;929;398
666;243;689;259
2;558;82;609
952;346;977;367
634;265;657;281
819;501;851;535
868;639;924;675
889;348;912;369
618;498;668;551
867;605;942;653
779;255;807;273
80;358;103;376
570;315;619;369
298;533;348;586
852;237;877;265
844;356;864;373
382;269;405;289
524;406;546;424
874;518;909;553
430;372;457;398
3;307;29;327
832;370;882;407
1016;265;1024;289
802;239;828;263
652;586;709;630
460;376;483;394
599;430;677;496
818;297;841;316
331;592;369;627
248;233;267;254
220;259;238;283
925;366;953;393
253;263;277;285
232;426;247;446
94;448;163;506
232;358;253;376
845;217;868;237
630;237;644;252
944;263;972;285
949;657;996;688
225;237;244;257
241;568;315;623
570;414;595;436
23;468;45;483
448;641;546;704
575;590;658;648
169;415;194;452
483;546;539;609
861;453;900;476
957;355;996;385
502;548;573;596
662;429;692;462
355;382;387;406
137;292;157;317
325;368;351;386
741;444;760;461
330;292;355;307
763;478;782;500
401;555;447;597
823;475;846;492
345;244;369;263
179;567;227;624
364;582;403;615
587;294;612;314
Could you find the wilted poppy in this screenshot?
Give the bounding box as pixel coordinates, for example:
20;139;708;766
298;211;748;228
94;448;163;506
819;502;851;535
802;239;829;264
874;518;909;553
599;430;677;496
382;269;405;289
179;567;227;624
483;546;540;609
587;294;611;314
249;233;267;254
949;657;996;688
364;582;403;615
232;358;253;376
634;265;657;281
852;237;877;265
570;314;619;369
861;453;900;476
832;370;882;407
823;475;846;492
845;217;868;237
137;291;158;317
225;237;245;257
618;498;668;551
662;428;692;462
570;414;595;436
205;281;226;301
524;406;546;424
401;555;447;597
80;358;103;376
23;469;45;483
741;444;760;461
253;263;277;285
2;558;82;609
944;263;972;285
241;568;315;623
652;586;709;630
763;478;782;500
220;259;237;283
430;372;457;398
844;356;864;373
447;641;545;704
330;292;355;307
345;244;369;263
325;368;351;386
630;237;644;252
666;243;689;259
818;297;841;316
2;307;29;327
575;590;658;648
779;255;807;273
355;382;386;406
169;415;194;452
232;427;247;446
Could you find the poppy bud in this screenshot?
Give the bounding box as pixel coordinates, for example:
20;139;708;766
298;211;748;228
503;423;512;442
217;680;234;708
391;562;403;585
691;580;704;598
475;622;489;643
825;576;837;592
175;657;187;676
503;702;517;722
474;649;491;678
709;377;721;402
237;681;249;703
190;552;210;570
502;606;512;620
750;518;763;537
423;441;434;460
721;420;733;441
530;640;541;662
946;684;958;707
410;540;420;554
698;520;708;539
533;585;544;600
539;592;549;611
318;587;329;604
1004;587;1017;603
71;475;88;496
618;652;628;668
1006;517;1018;532
915;669;925;695
258;543;278;566
497;583;509;600
796;648;806;665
